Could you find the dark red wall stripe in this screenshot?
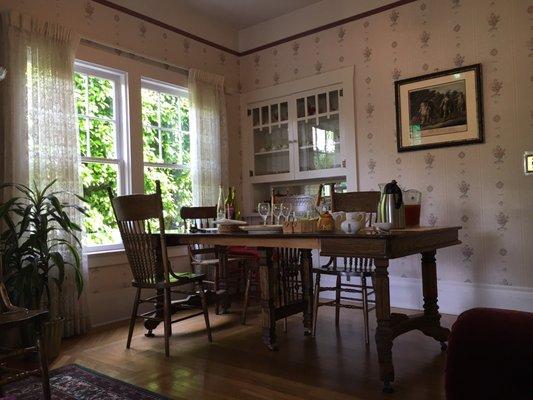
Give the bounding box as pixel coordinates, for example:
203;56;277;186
92;0;418;57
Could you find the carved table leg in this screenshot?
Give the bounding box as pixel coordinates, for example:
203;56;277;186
300;249;314;336
260;248;277;351
372;258;395;393
420;250;450;349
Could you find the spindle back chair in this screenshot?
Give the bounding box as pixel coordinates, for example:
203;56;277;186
312;190;380;344
108;182;212;357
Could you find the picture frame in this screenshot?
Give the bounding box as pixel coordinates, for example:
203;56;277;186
395;64;484;152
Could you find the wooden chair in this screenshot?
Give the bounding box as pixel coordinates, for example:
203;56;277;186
0;261;50;399
108;181;212;358
180;206;244;315
312;190;381;345
241;186;323;327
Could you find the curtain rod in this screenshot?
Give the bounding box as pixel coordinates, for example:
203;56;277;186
80;38;190;76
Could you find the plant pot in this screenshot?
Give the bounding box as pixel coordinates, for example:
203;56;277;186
44;317;64;360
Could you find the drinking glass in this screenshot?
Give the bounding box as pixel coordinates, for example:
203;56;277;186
280;203;292;222
272;204;282;225
258;202;270;225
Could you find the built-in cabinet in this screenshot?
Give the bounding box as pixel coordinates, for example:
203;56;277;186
240;67;356;215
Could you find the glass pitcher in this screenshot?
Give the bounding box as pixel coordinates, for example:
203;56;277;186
403;189;422;227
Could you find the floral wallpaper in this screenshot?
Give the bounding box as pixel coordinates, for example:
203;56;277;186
2;0;532;289
240;0;533;288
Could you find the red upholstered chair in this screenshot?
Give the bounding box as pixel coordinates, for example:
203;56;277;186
445;307;533;400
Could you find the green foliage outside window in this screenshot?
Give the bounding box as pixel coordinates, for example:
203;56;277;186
74;72;193;247
142;87;192;232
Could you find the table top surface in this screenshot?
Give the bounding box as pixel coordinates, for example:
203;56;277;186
165;226;461;240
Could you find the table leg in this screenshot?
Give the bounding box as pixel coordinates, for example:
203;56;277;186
420;250;450;350
372;258;395;393
260;248;277;351
144;288;163;336
300;249;313;335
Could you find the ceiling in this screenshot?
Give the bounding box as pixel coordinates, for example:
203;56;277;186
177;0;323;29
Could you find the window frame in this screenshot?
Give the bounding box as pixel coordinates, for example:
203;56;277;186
74;60;130;253
141;77;190;173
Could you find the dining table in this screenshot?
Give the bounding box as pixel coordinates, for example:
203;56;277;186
164;226;461;393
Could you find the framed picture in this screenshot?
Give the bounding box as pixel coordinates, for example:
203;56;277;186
395;64;484;152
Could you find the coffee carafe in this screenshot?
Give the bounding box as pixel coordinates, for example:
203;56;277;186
378;180;405;229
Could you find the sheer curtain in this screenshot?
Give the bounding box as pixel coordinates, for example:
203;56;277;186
188;69;229;206
0;11;89;336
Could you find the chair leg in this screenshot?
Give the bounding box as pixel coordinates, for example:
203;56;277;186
127;288;141;349
199;282;213;342
214;263;220;315
335;274;341;327
362;276;370;346
312;272;321;337
283;318;288;333
163;287;171;357
36;322;51;400
241;267;252;325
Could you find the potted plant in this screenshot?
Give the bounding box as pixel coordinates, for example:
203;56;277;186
0;180;86;358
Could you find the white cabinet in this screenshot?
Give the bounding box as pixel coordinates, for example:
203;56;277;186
240;67;356;214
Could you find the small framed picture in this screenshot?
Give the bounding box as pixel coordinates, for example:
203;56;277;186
395;64;484;152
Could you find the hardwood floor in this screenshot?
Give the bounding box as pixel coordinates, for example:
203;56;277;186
53;303;456;400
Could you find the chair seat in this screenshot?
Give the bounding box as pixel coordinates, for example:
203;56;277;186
0;308;49;329
133;271;206;288
313;266;373;277
228;246;261;260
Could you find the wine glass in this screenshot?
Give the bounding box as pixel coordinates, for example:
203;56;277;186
280;203;292;222
258;202;270;225
272;203;282;225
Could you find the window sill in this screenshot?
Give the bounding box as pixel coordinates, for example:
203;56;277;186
87;245;188;269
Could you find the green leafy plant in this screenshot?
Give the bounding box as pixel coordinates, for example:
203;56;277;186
0;180;86;313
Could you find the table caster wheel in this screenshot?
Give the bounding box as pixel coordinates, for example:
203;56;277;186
382;381;394;394
440;341;448;351
145;330;155;337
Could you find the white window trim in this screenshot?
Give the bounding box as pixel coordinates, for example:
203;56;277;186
75;60;130;253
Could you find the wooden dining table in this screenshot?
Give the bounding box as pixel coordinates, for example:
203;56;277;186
165;226;461;393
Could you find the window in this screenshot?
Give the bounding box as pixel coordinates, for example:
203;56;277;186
141;79;191;231
74;62;127;248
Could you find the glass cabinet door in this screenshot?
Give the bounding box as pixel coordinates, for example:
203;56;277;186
296;89;341;172
251;101;290;176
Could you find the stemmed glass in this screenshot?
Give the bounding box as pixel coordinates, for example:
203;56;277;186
272;204;282;225
280;203;292;222
258;202;270;225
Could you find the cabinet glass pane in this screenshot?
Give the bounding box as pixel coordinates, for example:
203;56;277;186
280;102;288;121
297;98;305;118
270;104;279;123
329;90;339;111
254;123;290;176
318;92;327;114
299;115;341;171
307;95;316;116
252;108;260;126
261;106;269;125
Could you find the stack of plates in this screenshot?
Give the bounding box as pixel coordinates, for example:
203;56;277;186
240;225;283;234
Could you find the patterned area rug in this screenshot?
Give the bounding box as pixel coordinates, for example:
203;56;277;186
2;364;169;399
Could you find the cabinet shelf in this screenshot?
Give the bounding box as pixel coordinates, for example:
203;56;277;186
254;149;290;156
299;142;340;150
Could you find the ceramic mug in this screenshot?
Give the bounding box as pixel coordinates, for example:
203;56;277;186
330;211;346;232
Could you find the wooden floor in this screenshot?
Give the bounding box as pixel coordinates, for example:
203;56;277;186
53;303;456;400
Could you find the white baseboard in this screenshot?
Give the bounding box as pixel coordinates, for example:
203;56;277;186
318;275;533;315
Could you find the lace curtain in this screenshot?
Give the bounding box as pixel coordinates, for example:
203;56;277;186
188;69;229;206
0;11;89;336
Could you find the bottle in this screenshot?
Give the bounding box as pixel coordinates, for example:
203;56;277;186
217;186;225;220
234;188;241;220
225;187;235;219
